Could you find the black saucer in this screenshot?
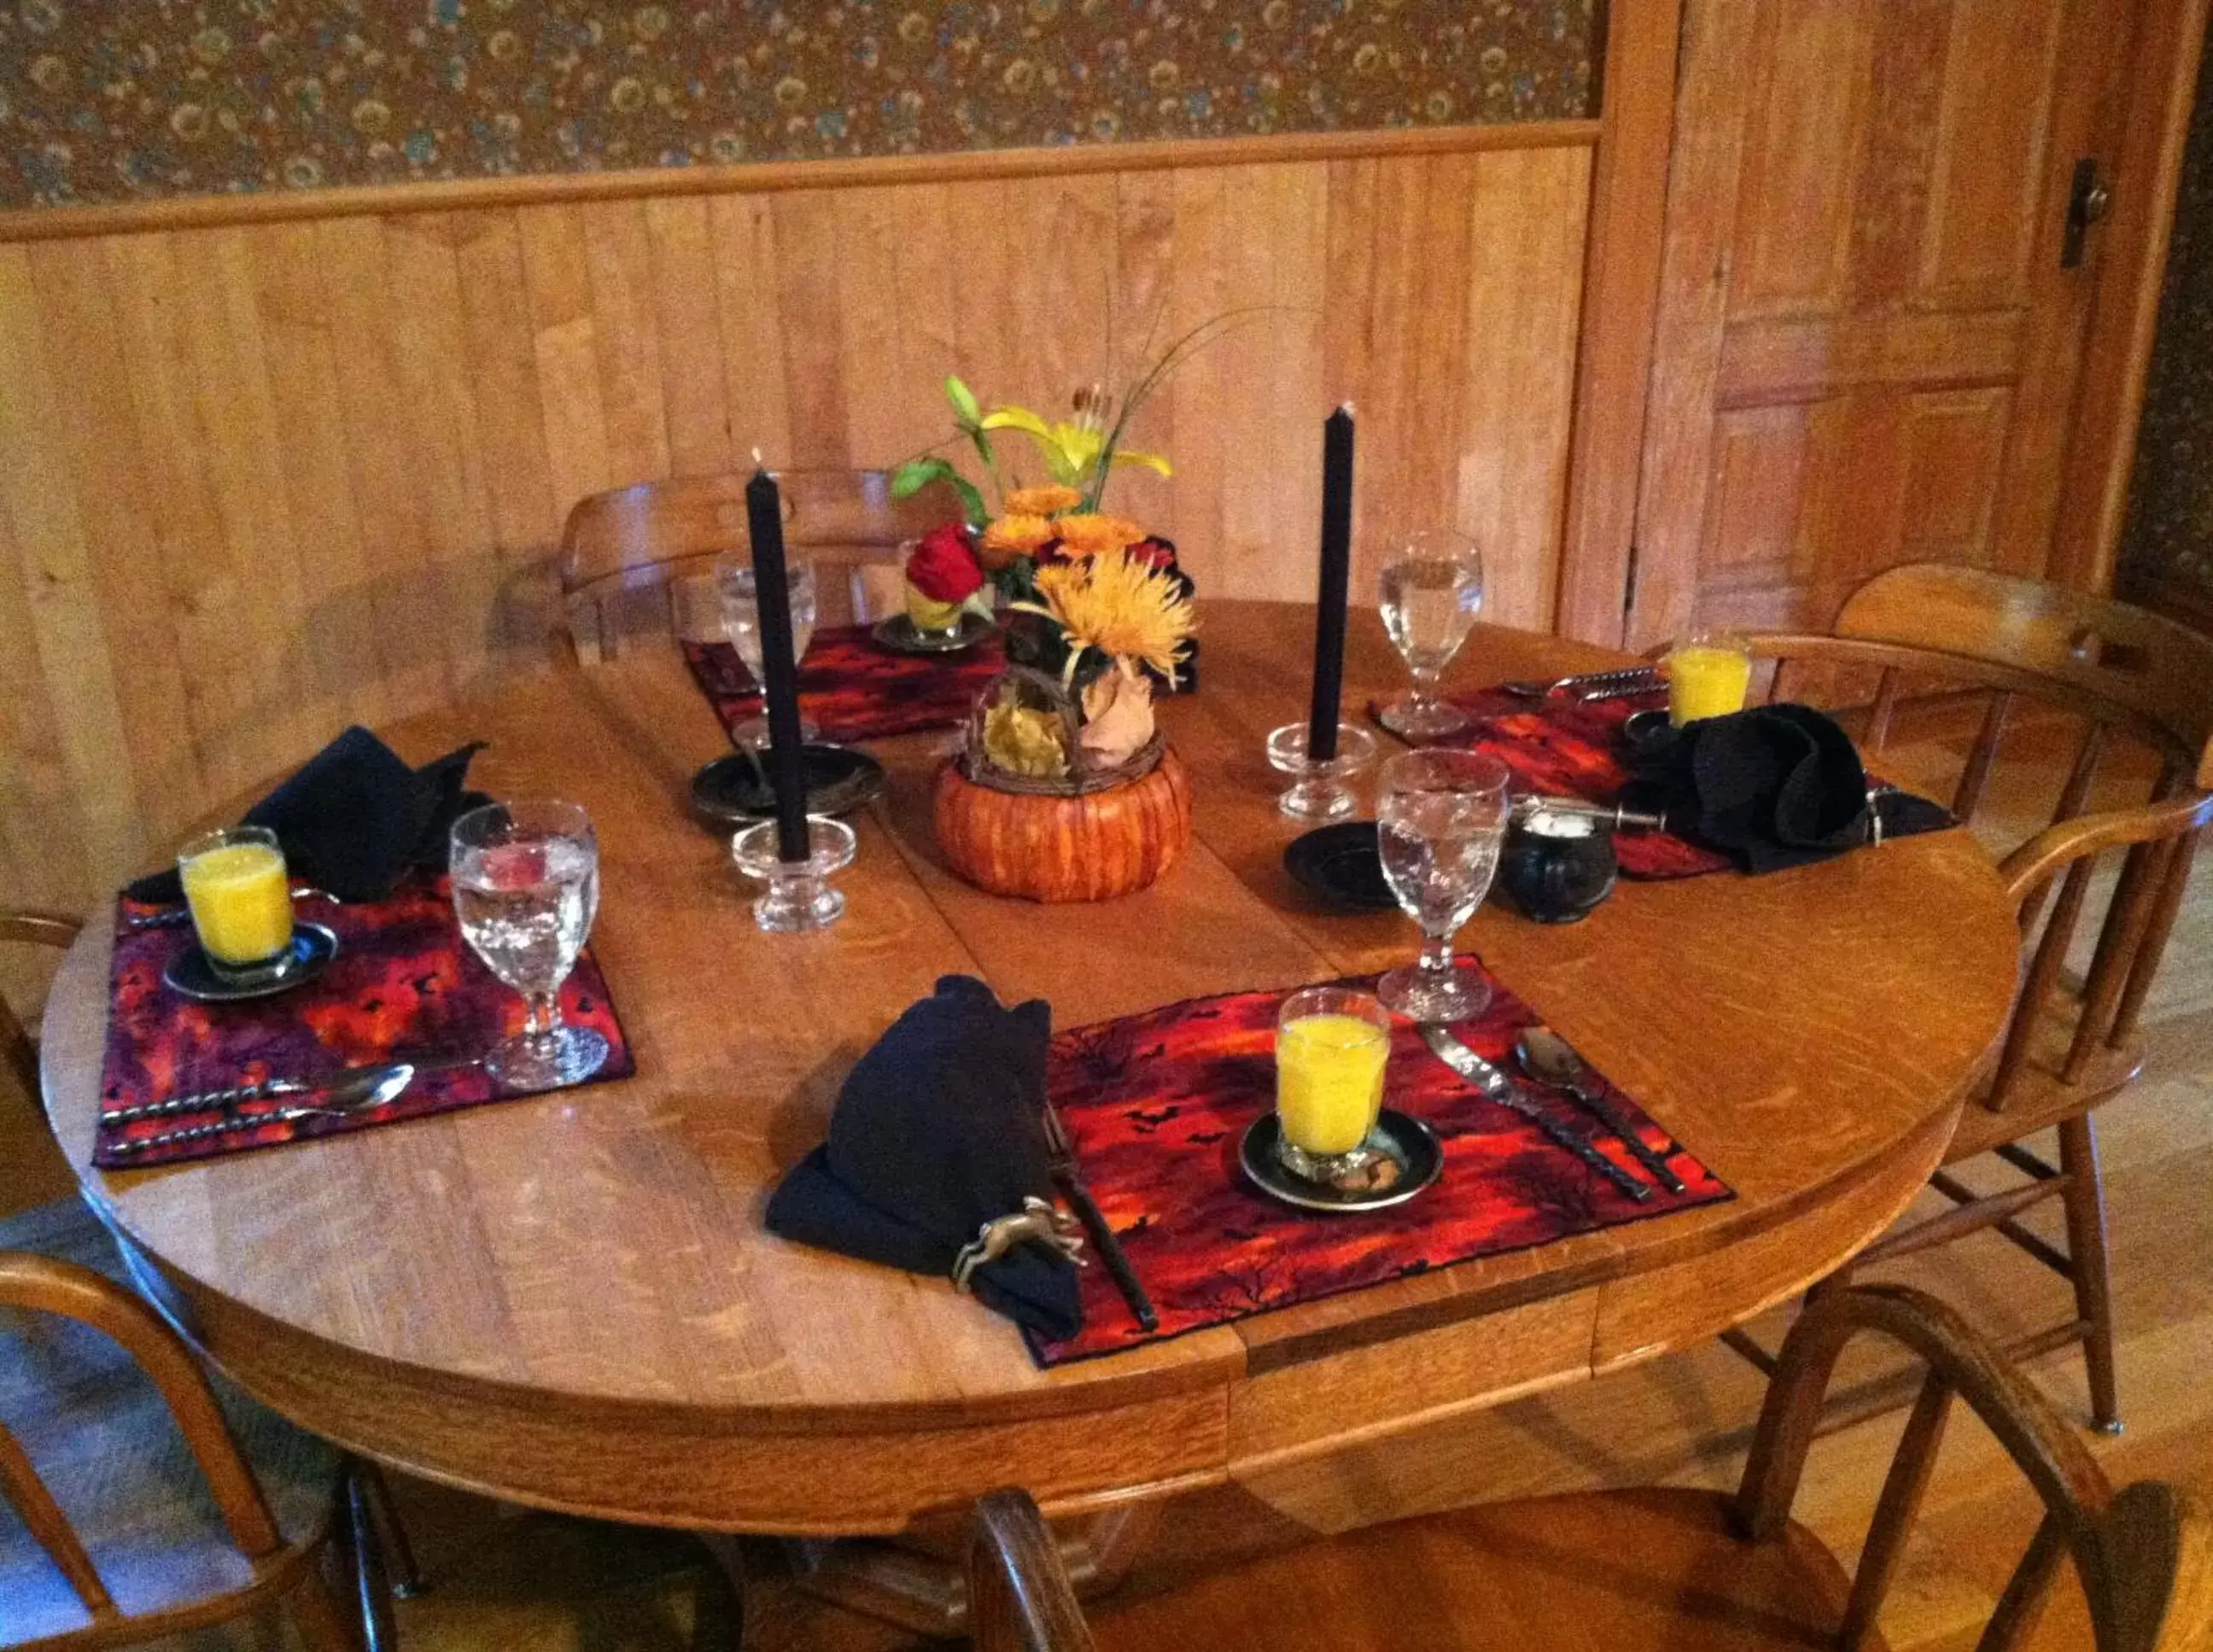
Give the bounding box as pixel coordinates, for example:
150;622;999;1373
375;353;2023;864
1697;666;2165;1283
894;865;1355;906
691;744;888;827
163;923;339;1003
1284;822;1397;911
870;610;994;655
1240;1110;1443;1212
1620;708;1680;758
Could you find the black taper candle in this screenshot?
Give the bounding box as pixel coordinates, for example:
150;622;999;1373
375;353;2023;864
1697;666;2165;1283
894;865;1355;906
1307;404;1356;759
744;465;812;862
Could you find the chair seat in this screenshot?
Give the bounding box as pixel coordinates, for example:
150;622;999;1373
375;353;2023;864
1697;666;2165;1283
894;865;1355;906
0;1196;339;1644
1089;1488;1874;1652
1949;1006;2141;1164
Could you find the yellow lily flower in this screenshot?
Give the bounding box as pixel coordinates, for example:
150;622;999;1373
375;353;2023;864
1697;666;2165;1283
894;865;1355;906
979;405;1172;488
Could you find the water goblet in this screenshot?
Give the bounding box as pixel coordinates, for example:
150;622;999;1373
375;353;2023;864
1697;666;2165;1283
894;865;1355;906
451;799;610;1093
1377;528;1485;740
715;557;821;748
1375;749;1512;1023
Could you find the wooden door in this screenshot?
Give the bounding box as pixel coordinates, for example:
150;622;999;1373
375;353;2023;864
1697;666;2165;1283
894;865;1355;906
1627;0;2142;645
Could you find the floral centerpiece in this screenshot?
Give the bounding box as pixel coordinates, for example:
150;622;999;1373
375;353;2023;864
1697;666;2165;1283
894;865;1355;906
894;332;1224;900
890;321;1225;785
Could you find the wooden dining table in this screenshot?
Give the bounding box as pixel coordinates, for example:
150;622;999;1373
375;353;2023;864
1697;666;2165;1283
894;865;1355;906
38;602;2024;1627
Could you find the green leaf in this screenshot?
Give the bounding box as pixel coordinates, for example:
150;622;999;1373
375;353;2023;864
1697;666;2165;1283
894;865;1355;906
890;457;955;499
947;474;990;527
945;376;982;426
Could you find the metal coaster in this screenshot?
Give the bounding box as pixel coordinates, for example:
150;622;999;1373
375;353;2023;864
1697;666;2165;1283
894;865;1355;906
163;923;339;1003
1620;708;1679;757
1240;1109;1443;1212
870;610;994;655
1283;821;1398;912
690;744;888;827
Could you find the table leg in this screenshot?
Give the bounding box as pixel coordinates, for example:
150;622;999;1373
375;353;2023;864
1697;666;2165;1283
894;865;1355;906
788;1501;1163;1638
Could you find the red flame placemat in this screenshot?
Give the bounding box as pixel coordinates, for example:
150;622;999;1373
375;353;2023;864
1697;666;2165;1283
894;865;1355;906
94;877;633;1169
1029;960;1731;1365
1370;688;1730;879
683;626;1006;744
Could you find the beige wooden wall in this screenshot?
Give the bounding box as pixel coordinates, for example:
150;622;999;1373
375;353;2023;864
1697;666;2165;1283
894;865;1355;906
0;131;1593;912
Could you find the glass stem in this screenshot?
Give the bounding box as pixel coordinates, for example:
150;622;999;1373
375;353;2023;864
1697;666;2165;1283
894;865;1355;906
525;990;563;1040
1420;931;1457;978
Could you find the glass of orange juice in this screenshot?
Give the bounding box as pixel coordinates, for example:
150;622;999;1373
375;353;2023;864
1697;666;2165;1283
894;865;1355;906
177;826;296;981
1666;628;1754;727
1275;986;1393;1182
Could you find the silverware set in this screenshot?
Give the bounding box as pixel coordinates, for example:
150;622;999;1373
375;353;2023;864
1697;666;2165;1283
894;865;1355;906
103;1056;482;1156
1418;1023;1680;1201
1496;664;1663;703
127;887;342;931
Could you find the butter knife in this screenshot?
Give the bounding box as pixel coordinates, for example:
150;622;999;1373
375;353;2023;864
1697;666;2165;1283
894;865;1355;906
1417;1025;1651;1202
1041;1095;1158;1332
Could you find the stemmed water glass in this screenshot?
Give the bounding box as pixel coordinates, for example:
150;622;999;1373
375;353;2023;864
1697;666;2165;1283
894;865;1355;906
1377;528;1485;739
1375;750;1512;1023
715;557;821;748
451;799;610;1093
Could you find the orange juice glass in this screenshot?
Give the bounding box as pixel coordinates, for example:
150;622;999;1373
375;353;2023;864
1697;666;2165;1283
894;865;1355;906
1666;629;1754;727
178;826;295;978
1276;986;1393;1179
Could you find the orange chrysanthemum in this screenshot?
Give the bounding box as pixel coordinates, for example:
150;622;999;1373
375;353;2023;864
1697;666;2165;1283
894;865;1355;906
1003;484;1083;517
978;512;1055;570
1052;513;1147;557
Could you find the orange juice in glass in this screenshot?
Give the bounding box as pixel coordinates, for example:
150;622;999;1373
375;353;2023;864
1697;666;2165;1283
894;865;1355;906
178;826;295;979
1275;986;1392;1180
1666;628;1753;727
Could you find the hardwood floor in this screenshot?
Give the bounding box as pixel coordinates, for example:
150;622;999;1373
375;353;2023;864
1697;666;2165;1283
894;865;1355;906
17;709;2212;1651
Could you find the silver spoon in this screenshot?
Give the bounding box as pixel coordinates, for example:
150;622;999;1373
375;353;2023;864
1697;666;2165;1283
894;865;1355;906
1514;1027;1689;1194
108;1065;417;1155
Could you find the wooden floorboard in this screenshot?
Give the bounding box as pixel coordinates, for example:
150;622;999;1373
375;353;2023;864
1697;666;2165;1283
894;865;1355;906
18;718;2213;1651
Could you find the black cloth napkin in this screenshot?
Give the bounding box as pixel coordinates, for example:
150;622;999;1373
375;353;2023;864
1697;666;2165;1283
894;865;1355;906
1626;703;1952;873
127;726;486;906
766;975;1083;1339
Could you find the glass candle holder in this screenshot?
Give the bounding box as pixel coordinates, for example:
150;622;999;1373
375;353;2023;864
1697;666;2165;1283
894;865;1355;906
1266;722;1379;821
731;815;856;933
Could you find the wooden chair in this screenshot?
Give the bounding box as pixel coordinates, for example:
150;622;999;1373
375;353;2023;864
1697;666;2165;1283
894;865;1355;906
969;1286;2213;1651
1725;563;2213;1433
0;1240;365;1649
558;468;965;663
3;911;82;1215
2;909;419;1649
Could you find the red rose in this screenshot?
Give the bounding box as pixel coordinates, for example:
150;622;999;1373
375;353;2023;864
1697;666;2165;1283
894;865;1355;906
907;523;984;602
1129;535;1180;571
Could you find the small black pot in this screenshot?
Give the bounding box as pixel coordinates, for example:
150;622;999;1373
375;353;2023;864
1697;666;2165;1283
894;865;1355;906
1500;808;1619;924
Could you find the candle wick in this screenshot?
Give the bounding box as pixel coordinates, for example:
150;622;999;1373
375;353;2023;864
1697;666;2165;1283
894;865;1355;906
1336;400;1357;418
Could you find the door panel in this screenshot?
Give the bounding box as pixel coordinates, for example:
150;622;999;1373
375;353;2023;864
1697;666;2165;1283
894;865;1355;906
1631;0;2137;644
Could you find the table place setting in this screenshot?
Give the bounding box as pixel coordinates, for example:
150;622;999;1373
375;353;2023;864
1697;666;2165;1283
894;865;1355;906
93;729;634;1170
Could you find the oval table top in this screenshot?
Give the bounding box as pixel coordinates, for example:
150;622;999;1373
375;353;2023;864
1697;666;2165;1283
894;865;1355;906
42;604;2024;1534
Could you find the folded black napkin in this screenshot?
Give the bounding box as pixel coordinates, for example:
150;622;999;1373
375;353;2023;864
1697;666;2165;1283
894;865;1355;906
1626;703;1951;873
766;975;1083;1339
127;726;486;906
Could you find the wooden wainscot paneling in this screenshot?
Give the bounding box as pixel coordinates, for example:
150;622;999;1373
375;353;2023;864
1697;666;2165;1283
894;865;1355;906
0;127;1596;913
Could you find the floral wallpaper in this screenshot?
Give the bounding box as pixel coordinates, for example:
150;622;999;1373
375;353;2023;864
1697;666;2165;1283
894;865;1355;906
2119;21;2213;616
0;1;1596;210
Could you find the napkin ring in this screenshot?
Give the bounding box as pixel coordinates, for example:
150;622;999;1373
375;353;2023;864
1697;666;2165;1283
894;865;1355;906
951;1196;1085;1293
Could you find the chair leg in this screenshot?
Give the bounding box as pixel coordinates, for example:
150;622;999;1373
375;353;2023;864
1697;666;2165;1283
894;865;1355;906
340;1458;404;1650
288;1561;368;1652
351;1456;426;1597
2057;1115;2122;1434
